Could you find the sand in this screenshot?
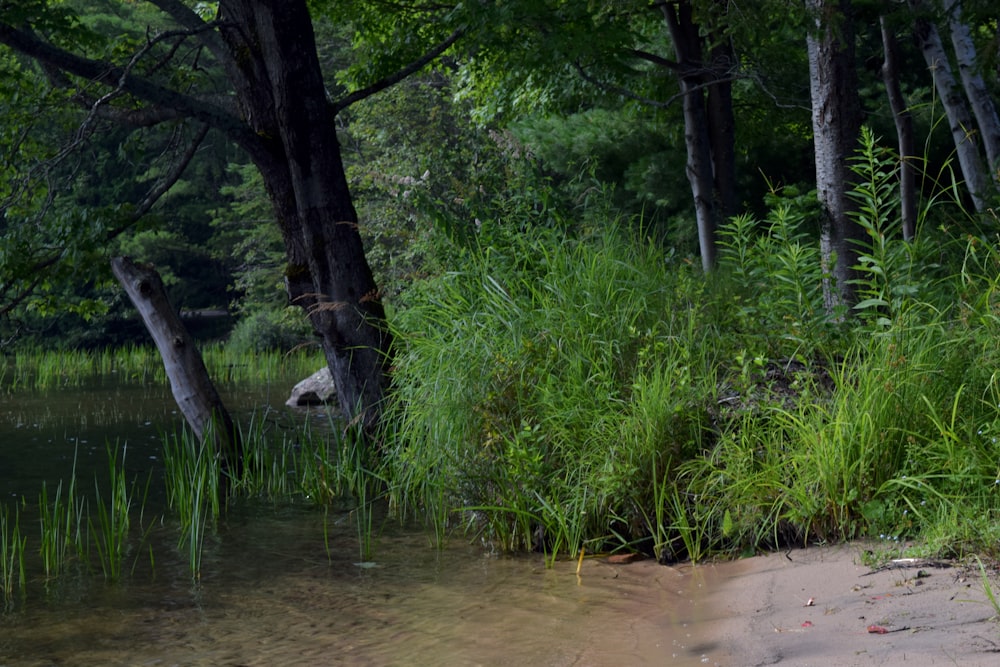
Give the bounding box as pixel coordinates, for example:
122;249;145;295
702;544;1000;666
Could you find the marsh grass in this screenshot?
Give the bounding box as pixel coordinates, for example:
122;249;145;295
385;225;720;562
162;429;222;579
3;344;323;391
38;475;87;579
90;444;151;581
0;504;27;606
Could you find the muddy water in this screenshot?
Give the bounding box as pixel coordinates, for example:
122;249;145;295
1;377;731;667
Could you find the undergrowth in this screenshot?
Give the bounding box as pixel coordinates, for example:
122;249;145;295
381;127;1000;565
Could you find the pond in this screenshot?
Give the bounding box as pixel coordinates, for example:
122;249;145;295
0;371;728;666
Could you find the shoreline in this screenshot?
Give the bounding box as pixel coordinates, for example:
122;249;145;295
696;543;1000;666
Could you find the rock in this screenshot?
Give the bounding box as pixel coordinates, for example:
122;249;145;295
286;367;337;407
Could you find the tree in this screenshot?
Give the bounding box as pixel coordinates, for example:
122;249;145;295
879;14;918;241
657;0;736;271
944;0;1000;181
0;1;460;432
437;1;742;271
908;0;993;211
805;0;864;311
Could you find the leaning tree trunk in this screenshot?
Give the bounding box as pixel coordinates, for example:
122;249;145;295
910;0;988;211
806;0;864;313
111;257;242;481
946;0;1000;182
880;15;918;241
217;0;393;432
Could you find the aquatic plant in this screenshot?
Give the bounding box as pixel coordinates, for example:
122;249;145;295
0;503;27;606
3;343;323;392
90;444;150;581
38;475;87;579
162;429;221;580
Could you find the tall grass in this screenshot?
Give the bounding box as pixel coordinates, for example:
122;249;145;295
90;444;151;581
379;125;1000;564
0;503;27;606
163;429;221;580
38;474;87;579
2;344;323;391
384;224;720;561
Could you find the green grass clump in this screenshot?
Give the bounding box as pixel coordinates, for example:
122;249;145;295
377;129;1000;564
0;504;27;606
383;224;722;560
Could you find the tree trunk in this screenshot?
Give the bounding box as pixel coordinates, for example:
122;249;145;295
880;15;918;241
945;0;1000;182
910;0;988;211
707;37;739;221
111;256;242;481
217;0;392;432
663;0;718;272
806;0;864;312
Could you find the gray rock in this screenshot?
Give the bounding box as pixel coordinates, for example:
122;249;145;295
286;367;337;407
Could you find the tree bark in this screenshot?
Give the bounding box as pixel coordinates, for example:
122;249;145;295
910;0;988;211
880;16;918;241
945;0;1000;182
111;256;242;481
707;37;739;221
216;0;392;432
663;0;718;272
806;0;864;312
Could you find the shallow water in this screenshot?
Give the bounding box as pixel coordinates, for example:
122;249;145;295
1;513;726;666
0;375;728;666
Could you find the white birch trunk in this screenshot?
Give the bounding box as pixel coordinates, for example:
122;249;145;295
910;0;987;210
945;0;1000;182
806;0;863;312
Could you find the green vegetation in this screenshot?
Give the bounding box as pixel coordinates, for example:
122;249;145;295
3;0;1000;621
0;504;26;607
90;444;150;580
375;132;1000;565
1;344;323;392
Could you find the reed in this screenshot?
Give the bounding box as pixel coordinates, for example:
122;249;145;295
162;429;221;580
4;343;323;392
89;444;149;581
0;503;27;606
38;477;87;579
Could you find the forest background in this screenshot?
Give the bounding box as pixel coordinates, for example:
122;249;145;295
3;0;1000;567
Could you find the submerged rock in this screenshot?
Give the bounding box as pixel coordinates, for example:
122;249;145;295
286;367;337;407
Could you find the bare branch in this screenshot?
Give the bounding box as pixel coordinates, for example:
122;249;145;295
144;0;236;72
0;122;212;318
0;21;250;142
108;123;212;238
630;48;679;70
332;28;464;112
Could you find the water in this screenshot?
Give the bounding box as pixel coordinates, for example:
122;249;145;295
0;375;727;666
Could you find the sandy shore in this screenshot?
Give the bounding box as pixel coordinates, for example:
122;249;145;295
702;543;1000;666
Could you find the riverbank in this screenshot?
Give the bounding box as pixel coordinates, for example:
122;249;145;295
701;543;1000;666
